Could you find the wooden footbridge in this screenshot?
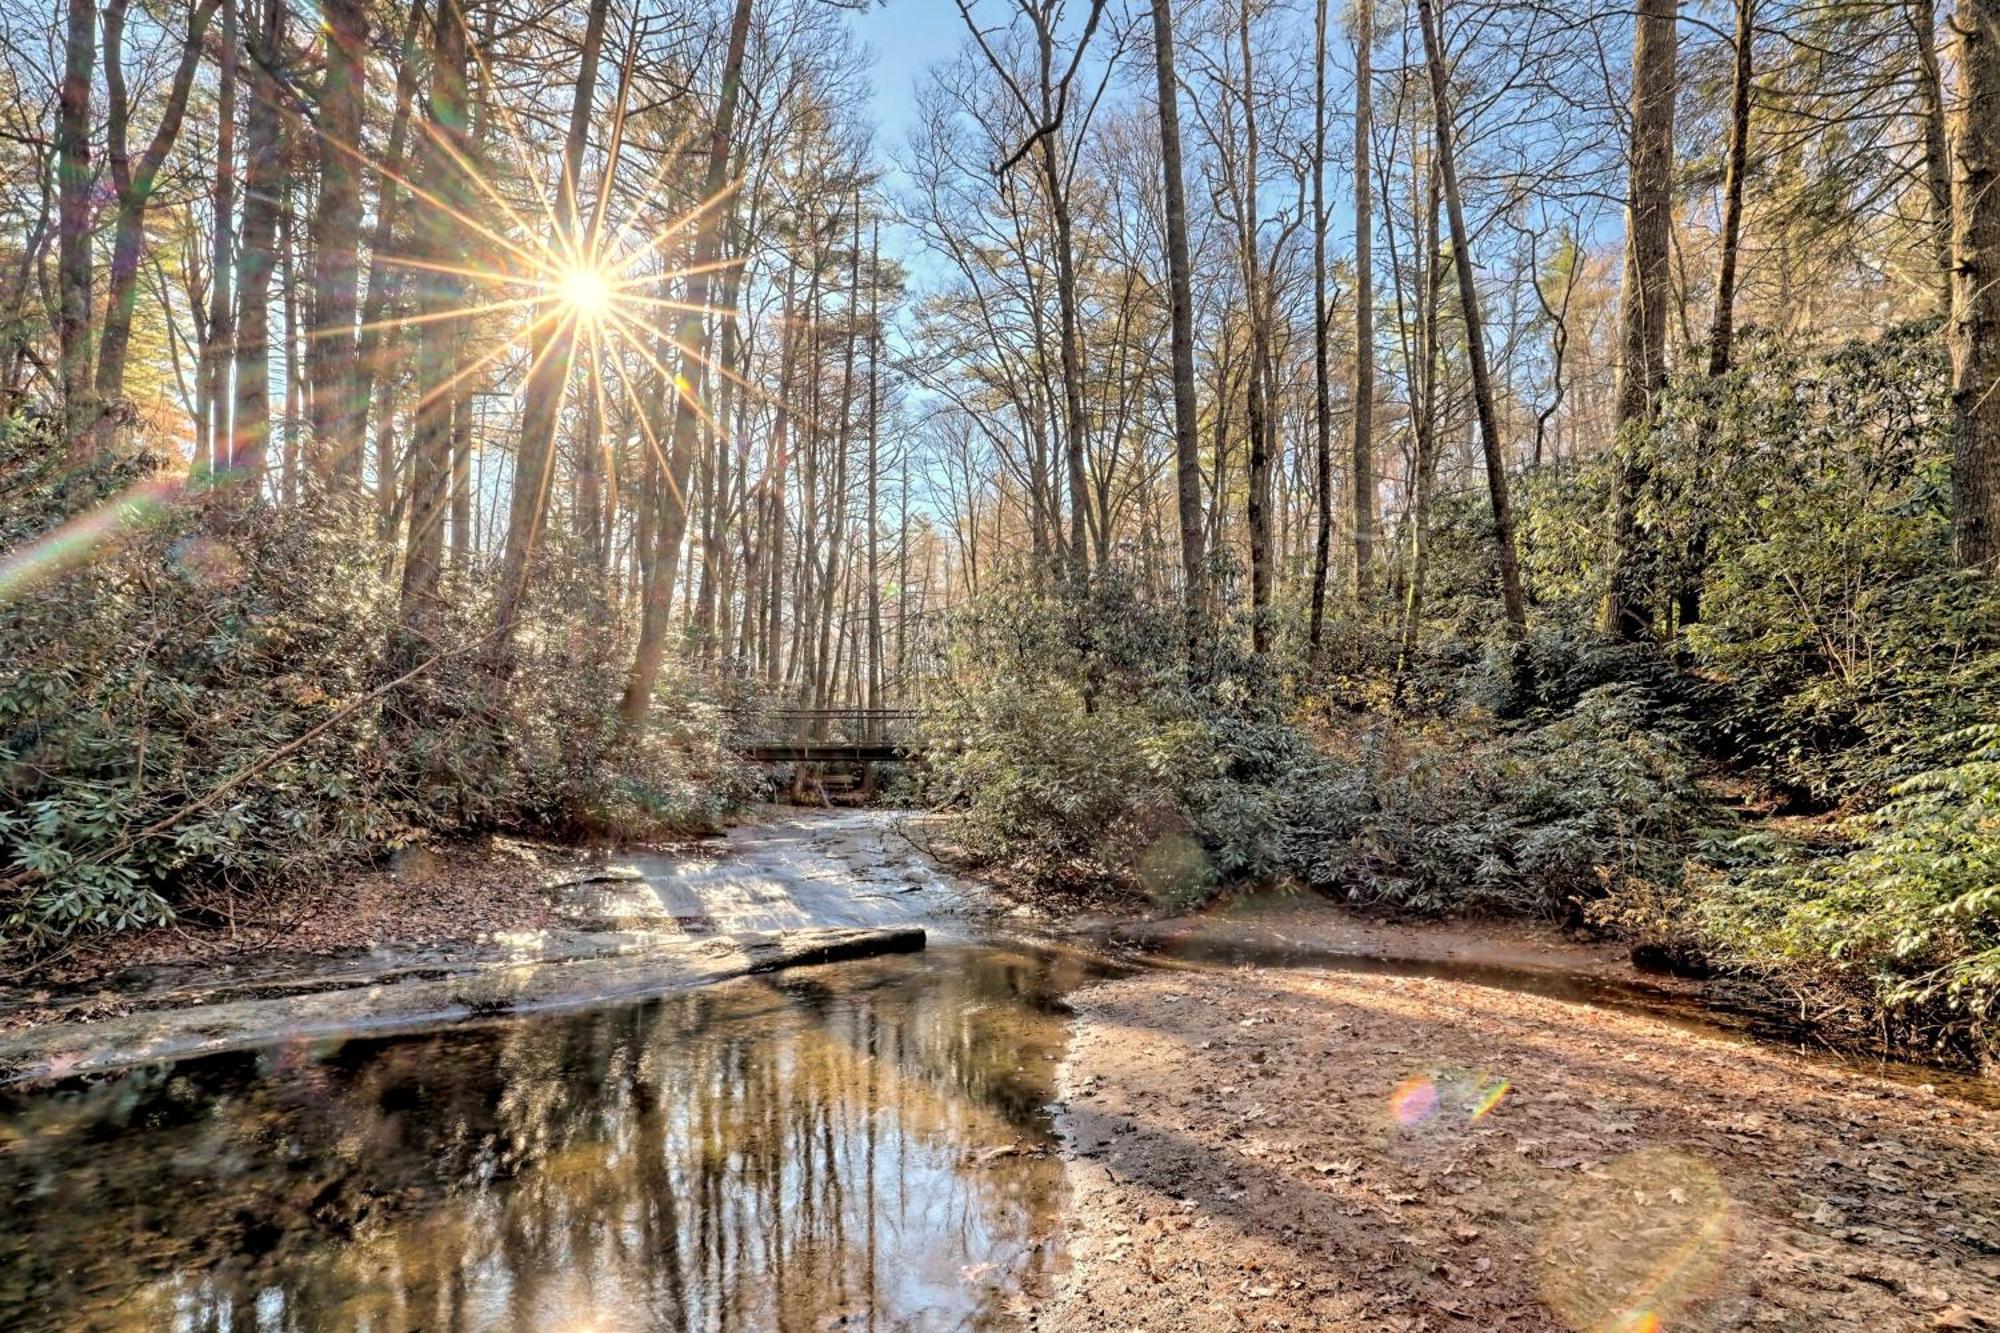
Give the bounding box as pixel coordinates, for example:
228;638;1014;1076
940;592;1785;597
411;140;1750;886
732;708;928;764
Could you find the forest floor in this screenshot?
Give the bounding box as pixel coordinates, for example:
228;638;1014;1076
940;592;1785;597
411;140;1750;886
1039;903;2000;1332
4;834;581;999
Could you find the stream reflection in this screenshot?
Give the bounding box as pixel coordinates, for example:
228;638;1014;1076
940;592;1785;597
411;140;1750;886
0;943;1104;1332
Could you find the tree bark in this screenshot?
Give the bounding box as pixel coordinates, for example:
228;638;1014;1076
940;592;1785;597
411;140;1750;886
1146;0;1205;619
812;198;863;714
1349;0;1377;609
355;0;426;522
1239;0;1272;655
619;0;755;730
56;0;97;451
1708;0;1752;379
395;0;471;655
1602;0;1678;638
866;223;884;714
96;0;222;408
1308;0;1335;659
1415;0;1528;634
230;0;287;495
1677;0;1752;630
765;269;797;689
1912;0;1954;314
491;0;611;658
306;0;370;482
200;0;239;476
1951;0;2000;568
1398;162;1444;688
1040;115;1090;575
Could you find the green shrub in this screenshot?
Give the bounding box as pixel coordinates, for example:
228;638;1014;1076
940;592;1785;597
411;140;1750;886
0;426;753;951
927;562;1710;921
924;563;1314;903
1291;685;1711;919
1698;725;2000;1058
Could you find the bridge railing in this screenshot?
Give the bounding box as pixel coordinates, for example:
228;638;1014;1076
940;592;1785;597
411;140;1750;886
728;707;926;748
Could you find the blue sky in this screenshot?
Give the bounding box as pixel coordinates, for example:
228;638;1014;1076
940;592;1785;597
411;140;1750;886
850;0;968;160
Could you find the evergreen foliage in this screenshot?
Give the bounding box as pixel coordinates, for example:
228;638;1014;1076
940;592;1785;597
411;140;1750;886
0;424;755;949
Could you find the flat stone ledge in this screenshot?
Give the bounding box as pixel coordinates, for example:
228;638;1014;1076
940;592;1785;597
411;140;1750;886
0;925;926;1086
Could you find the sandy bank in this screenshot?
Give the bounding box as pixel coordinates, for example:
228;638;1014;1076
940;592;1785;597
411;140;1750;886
1044;960;2000;1331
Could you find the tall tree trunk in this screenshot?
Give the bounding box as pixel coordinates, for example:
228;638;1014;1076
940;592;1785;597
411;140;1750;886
619;0;755;730
200;0;239;477
765;269;797;690
1239;0;1272;656
0;190;52;418
1147;0;1206;618
1350;0;1377;608
814;206;862;713
56;0;97;451
1951;0;2000;568
491;0;611;658
865;223;884;716
395;0;471;655
1398;160;1445;688
1602;0;1678;638
1708;0;1752;379
1678;0;1753;630
1415;0;1528;634
279;168;303;500
1308;0;1335;660
1041;135;1090;574
356;0;426;518
579;349;607;574
307;0;369;482
449;370;473;572
231;0;287;495
1911;0;1954;313
96;0;221;408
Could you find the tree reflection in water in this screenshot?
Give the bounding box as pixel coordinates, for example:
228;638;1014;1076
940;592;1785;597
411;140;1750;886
0;943;1107;1331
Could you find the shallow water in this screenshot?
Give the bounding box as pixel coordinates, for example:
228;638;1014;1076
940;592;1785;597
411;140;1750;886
0;942;1110;1333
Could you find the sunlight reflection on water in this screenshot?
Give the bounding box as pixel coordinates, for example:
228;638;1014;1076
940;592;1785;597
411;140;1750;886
0;944;1107;1332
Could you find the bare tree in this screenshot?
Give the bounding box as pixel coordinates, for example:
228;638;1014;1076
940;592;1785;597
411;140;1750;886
1415;0;1527;634
230;0;288;493
395;0;472;654
492;0;613;661
95;0;222;411
1147;0;1205;615
1951;0;2000;568
954;0;1111;572
1910;0;1953;313
306;0;370;482
620;0;756;730
1308;0;1336;657
56;0;96;449
1349;0;1376;610
1602;0;1678;638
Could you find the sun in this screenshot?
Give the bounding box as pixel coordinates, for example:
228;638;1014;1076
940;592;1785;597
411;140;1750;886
554;263;615;322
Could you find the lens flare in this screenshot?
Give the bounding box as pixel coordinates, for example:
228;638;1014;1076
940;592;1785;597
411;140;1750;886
1387;1068;1512;1133
1389;1075;1440;1127
1537;1149;1734;1331
1469;1077;1511;1120
0;475;183;606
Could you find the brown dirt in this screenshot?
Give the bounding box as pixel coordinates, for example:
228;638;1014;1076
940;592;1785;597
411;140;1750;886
1044;961;2000;1332
1096;893;1660;980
